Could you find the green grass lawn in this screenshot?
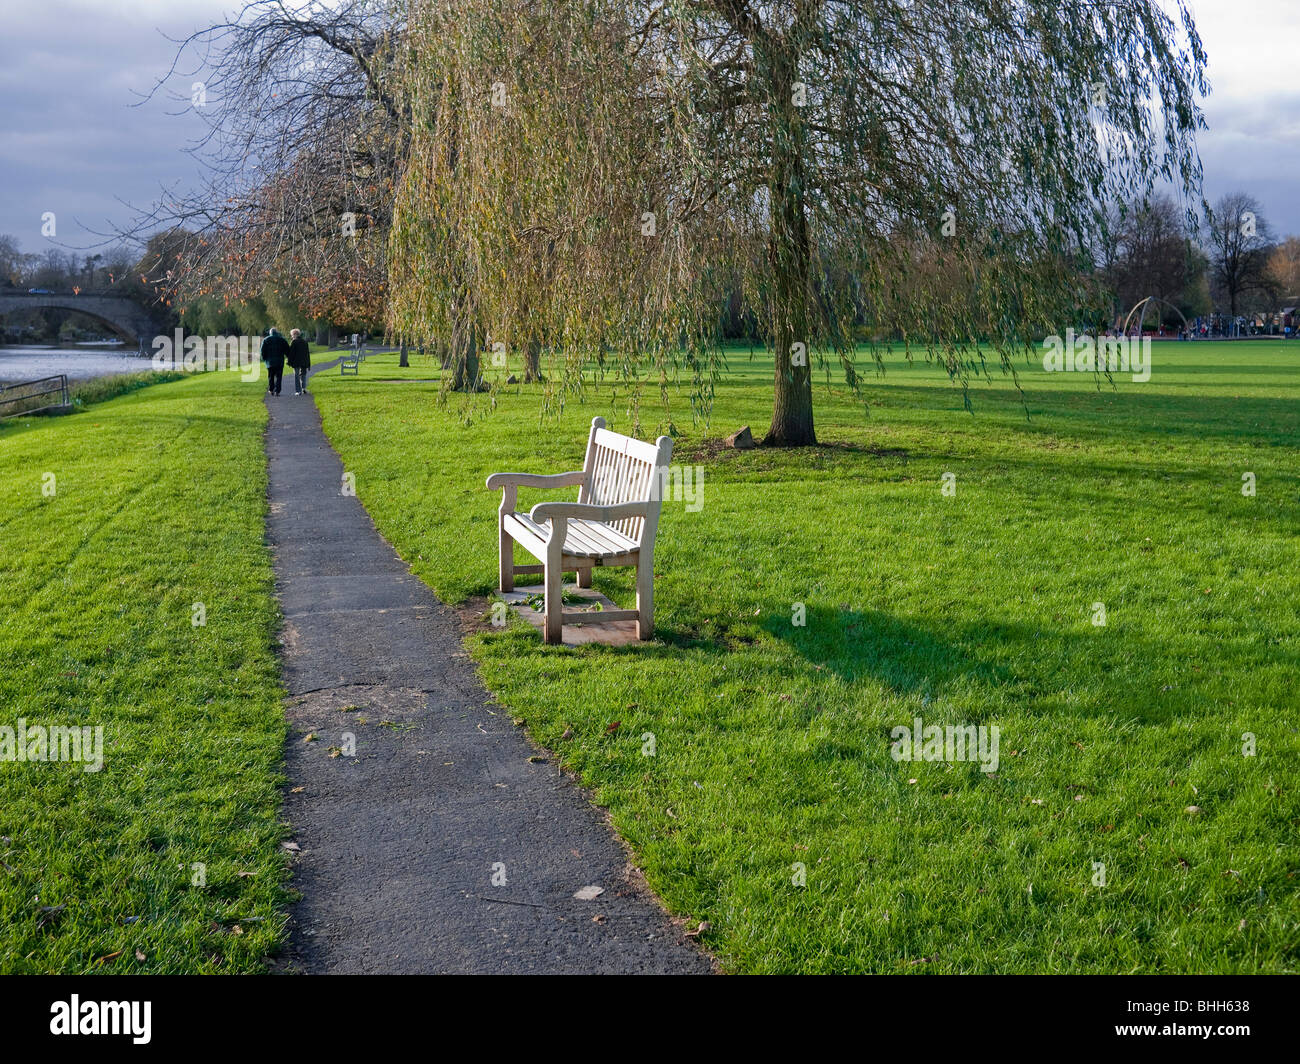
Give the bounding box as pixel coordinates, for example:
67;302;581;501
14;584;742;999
0;369;288;973
309;339;1300;973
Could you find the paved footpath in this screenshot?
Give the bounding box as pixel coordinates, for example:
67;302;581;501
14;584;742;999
265;363;710;973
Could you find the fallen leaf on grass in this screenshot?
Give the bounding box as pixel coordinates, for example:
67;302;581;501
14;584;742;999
94;949;124;965
605;721;621;734
135;949;146;962
684;920;711;939
281;841;301;853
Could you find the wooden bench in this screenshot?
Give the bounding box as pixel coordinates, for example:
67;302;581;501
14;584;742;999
487;416;673;643
339;350;360;375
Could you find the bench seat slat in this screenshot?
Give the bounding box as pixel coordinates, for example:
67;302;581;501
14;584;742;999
570;519;636;555
504;513;638;559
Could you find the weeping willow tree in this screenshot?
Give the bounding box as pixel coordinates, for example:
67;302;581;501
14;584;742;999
390;0;1206;444
389;0;732;419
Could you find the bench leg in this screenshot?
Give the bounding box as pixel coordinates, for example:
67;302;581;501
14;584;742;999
499;528;514;592
635;553;654;640
543;553;563;644
498;488;517;593
576;566;592;589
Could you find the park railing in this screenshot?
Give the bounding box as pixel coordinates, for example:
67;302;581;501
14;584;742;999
0;374;71;419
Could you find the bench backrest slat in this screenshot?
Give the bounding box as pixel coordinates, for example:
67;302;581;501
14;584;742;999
578;417;672;547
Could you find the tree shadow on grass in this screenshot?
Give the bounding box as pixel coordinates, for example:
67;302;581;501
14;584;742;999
756;603;1016;697
751;602;1289;725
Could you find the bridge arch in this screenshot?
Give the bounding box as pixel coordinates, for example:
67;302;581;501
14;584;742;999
0;291;166;346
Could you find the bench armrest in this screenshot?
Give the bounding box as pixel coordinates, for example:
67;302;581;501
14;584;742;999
486;470;586;491
529;501;650;524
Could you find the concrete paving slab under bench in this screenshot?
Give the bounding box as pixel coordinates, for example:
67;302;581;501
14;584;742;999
499;585;644;647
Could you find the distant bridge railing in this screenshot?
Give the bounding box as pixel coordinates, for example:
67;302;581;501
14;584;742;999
0;374;71;419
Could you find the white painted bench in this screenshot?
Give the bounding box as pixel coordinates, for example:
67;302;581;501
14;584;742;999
487;416;673;643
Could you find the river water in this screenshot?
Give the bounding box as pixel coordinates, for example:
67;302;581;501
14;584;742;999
0;343;152;383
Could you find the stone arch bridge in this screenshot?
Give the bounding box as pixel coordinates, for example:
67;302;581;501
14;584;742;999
0;291;167;347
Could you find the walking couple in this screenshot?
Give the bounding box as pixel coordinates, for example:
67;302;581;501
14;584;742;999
260;327;312;396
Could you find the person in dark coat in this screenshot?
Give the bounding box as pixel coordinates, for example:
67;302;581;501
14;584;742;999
287;328;312;395
260;328;289;396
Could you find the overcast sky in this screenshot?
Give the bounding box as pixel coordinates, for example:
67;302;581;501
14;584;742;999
0;0;1296;256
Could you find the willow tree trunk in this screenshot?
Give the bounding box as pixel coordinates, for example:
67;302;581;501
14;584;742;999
523;336;543;382
762;43;816;447
449;312;481;392
399;340;409;367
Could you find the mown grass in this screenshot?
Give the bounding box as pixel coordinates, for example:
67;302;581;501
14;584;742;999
309;339;1300;973
0;369;289;973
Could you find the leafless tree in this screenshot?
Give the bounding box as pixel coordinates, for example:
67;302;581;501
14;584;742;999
1101;195;1200;325
120;1;406;339
1205;192;1278;319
